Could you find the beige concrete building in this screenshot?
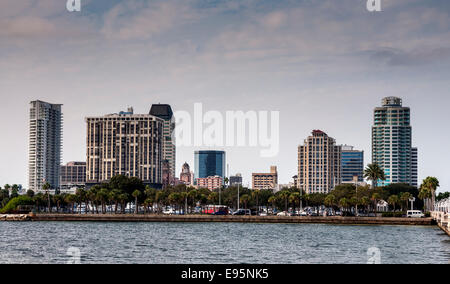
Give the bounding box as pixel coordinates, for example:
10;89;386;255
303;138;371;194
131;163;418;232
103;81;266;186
298;130;342;194
85;108;164;186
252;166;278;190
196;176;223;190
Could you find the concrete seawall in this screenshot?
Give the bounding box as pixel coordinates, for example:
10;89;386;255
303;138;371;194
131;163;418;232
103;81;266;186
30;214;434;226
0;214;32;221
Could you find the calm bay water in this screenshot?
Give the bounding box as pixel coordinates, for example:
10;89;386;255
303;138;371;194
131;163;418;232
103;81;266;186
0;222;448;264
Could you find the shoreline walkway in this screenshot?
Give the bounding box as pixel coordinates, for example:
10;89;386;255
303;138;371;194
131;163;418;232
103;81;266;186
23;213;436;226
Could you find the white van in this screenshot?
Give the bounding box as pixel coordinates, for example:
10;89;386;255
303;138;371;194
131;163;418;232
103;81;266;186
407;210;425;218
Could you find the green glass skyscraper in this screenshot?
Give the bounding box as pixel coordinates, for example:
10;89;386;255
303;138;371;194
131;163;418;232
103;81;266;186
372;97;418;187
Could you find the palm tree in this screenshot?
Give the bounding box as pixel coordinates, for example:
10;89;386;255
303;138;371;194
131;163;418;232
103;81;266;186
289;192;300;213
324;194;336;209
360;196;370;214
240;194;250;210
33;193;45;212
420;177;440;211
279;191;290;212
188;189;199;214
206;192;218;205
143;198;153;214
75;188;87;214
252;190;261;214
339;198;349;212
26;190;35;198
88;187;99;214
350;197;359;214
400;192;412;211
168;192;180;211
224;177;229;188
268;196;277;213
387;195;399;212
65;194;77;213
42;182;51;213
118;193;128;214
371;193;381;214
52;194;63;213
132;190;142;214
97;188;109;214
364;164;386;189
109;189;121;214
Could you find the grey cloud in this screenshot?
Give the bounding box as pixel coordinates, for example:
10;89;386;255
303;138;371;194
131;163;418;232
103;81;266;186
369;47;450;66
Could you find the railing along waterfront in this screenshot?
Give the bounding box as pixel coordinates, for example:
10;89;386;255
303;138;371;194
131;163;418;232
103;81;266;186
432;198;450;235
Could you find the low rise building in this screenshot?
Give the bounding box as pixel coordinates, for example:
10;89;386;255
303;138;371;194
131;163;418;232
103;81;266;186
60;161;86;189
252;166;278;190
196;176;223;190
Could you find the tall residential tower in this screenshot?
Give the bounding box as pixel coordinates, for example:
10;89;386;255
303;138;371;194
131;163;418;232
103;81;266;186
372;97;418;187
28;100;62;191
298;130;342;194
85;107;164;187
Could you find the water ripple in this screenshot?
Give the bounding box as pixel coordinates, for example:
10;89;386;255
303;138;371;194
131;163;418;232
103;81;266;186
0;222;448;264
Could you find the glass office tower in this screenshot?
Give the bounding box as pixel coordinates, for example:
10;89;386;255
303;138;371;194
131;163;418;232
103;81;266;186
372;97;418;187
341;145;364;183
194;150;226;181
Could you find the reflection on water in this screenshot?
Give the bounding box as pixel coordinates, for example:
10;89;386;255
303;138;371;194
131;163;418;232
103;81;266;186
0;222;448;264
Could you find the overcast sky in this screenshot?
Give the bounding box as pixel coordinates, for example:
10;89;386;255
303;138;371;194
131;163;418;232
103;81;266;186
1;0;449;192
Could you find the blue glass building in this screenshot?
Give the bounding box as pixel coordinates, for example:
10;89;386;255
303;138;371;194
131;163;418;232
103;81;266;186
341;145;364;183
194;150;226;181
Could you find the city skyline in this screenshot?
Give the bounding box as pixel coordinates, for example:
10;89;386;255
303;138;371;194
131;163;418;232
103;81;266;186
17;97;433;191
1;0;450;192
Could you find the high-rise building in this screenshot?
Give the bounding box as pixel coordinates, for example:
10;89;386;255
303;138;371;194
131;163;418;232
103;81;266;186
372;97;418;187
60;161;86;189
85;107;163;187
298;130;342;194
150;104;175;182
341;145;364;183
194;150;226;182
411;147;418;188
28;100;62;191
252;166;278;190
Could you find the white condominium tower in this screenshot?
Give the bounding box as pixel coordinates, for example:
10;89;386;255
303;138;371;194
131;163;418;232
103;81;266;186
28;100;63;191
372;97;418;187
85;107;164;186
298;130;342;194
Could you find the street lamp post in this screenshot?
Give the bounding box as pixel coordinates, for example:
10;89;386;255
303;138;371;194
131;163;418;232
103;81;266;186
354;175;358;216
237;183;240;211
409;197;415;211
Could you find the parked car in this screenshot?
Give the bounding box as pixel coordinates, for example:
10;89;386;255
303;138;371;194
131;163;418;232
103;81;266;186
232;209;251;216
277;211;291;217
163;208;175;215
407;210;425;218
212;210;228;215
298;211;308;216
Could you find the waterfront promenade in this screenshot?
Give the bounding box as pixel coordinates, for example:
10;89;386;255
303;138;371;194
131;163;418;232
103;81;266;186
24;213;435;226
